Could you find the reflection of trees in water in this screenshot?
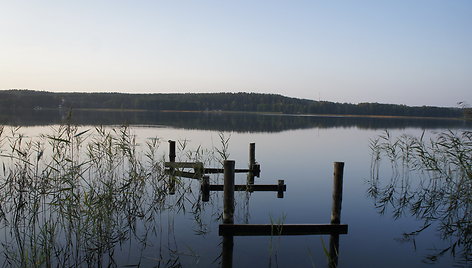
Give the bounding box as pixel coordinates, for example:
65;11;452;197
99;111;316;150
368;130;471;266
0;125;223;267
1;109;471;132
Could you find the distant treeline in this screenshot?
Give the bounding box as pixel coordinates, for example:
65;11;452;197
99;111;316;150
0;89;463;118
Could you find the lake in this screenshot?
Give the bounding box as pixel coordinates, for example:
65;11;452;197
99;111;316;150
0;110;470;268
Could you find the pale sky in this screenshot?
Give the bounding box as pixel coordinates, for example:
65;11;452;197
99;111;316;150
1;1;471;107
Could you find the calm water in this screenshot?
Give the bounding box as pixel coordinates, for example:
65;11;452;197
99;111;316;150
0;110;471;267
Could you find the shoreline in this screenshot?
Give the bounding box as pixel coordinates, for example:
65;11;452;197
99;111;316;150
26;107;467;121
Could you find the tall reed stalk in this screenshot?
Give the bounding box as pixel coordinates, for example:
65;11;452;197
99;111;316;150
0;123;217;267
368;130;471;265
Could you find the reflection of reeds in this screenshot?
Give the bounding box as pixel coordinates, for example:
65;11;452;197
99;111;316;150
368;130;471;264
0;123;220;267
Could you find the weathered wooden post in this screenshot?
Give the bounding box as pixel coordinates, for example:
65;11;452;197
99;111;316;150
330;162;344;224
247;143;256;185
202;175;210;202
223;160;235;224
249;143;255;168
168;140;176;195
222;160;235;268
329;162;344;268
195;162;204;179
169;140;176;163
277;179;284;198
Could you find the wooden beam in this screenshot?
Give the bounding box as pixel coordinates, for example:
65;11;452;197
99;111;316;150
164;169;200;179
164;162;203;169
219;224;348;236
203;168;251;174
162;166;256;175
207;184;286;192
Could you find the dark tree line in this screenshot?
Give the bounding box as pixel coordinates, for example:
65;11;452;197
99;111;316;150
0;89;463;118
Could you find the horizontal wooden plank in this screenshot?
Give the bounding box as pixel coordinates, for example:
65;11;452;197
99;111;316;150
165;169;201;179
207;184;286;192
164;164;255;174
203;168;251;174
219;224;348;236
164;162;203;169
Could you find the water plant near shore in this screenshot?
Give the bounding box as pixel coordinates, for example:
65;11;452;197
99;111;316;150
0;123;222;267
368;130;471;265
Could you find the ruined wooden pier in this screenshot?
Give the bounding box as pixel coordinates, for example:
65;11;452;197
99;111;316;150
164;141;260;179
219;160;347;236
165;140;277;198
164;140;346;267
219;160;347;268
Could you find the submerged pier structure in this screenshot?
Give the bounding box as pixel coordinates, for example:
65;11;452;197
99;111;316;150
163;140;347;267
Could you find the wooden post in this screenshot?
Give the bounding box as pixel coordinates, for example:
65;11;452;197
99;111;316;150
222;160;235;267
223;160;235;224
249;143;255;167
329;234;340;268
168;140;176;195
195;162;204;178
247;171;255;185
277;180;284;198
247;143;256;184
253;163;260;177
169;140;176;163
202;176;210;202
330;162;344;224
329;162;344;268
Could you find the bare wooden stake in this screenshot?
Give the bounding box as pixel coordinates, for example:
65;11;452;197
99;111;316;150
195;162;204;178
247;173;255;185
247;143;256;184
222;159;236;268
223;160;235;224
202;176;210;202
329;234;340;268
168;140;176;162
330;162;344;224
168;140;176;194
253;163;261;177
249;143;255;167
277;179;285;198
329;161;344;268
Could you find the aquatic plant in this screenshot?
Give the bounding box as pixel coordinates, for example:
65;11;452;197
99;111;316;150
0;123;214;267
368;130;471;265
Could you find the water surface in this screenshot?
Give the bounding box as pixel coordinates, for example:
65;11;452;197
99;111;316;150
0;111;470;267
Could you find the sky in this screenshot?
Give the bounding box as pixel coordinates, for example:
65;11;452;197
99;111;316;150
0;1;471;107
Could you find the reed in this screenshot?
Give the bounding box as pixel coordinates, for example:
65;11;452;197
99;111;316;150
0;123;220;267
368;130;471;264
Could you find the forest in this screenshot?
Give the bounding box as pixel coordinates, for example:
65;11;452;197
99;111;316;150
0;89;464;118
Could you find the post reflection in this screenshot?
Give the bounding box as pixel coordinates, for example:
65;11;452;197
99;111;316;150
222;235;234;268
